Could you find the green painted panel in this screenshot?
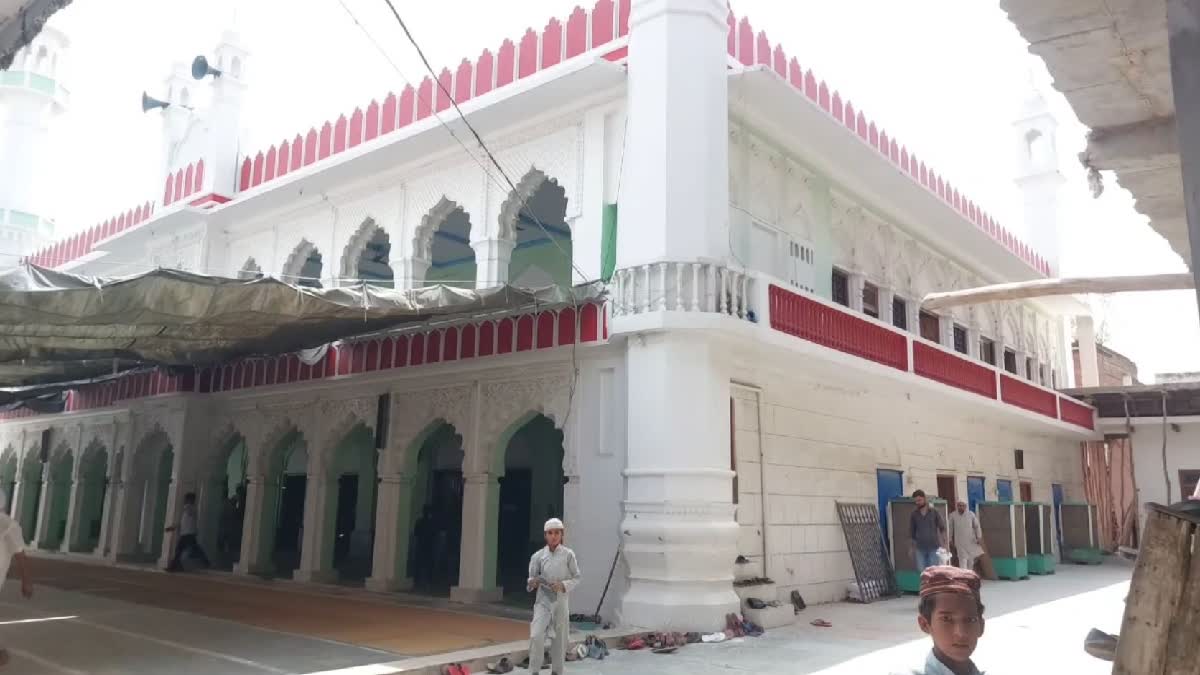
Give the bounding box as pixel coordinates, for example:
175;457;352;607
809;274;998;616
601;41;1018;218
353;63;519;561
600;204;617;282
425;261;477;289
509;235;572;288
7;210;38;227
0;71;23;86
28;74;56;95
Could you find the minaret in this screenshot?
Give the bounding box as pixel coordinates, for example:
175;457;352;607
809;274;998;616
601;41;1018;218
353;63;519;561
1013;75;1065;276
0;21;69;266
153;29;247;207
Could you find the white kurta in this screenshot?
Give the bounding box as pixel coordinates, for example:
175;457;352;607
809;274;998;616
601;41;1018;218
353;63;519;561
948;509;983;569
0;512;25;587
527;544;581;674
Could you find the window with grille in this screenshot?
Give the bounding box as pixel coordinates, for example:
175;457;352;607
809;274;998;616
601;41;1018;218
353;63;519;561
831;268;850;307
953;325;968;354
892;297;908;330
919;311;940;343
980;337;996;366
863;282;879;318
1003;349;1017;374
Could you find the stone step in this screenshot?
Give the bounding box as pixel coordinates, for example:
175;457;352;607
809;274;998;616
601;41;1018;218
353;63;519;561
742;603;795;630
733;581;778;604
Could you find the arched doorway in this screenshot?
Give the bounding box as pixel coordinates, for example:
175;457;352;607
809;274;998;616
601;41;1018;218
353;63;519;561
417;198;476;289
0;448;16;515
15;448;42;543
499;169;571;289
252;430;308;577
495;414;564;597
202;434;247;570
71;441;108;553
342;220;394;288
126;433;174;562
38;446;73;550
324;423;377;583
408;422;465;594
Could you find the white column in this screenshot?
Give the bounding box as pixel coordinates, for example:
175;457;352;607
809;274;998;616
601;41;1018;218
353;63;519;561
96;473;117;559
365;472;415;592
621;332;739;631
451;471;503;603
33;469;51;548
394;257;431;291
616;0;730;268
938;315;955;348
472;239;514;290
293;475;338;583
847;273;865;312
1015;350;1031;381
878;287;895;325
967;327;982;360
234;474;268;575
1076;314;1100;387
62;462;85;552
906;302;921;336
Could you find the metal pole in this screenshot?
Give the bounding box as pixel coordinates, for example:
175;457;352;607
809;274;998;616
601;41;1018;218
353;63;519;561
1166;0;1200;314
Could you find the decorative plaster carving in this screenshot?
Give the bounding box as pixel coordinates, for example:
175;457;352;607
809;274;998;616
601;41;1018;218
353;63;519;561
479;375;572;473
385;385;474;475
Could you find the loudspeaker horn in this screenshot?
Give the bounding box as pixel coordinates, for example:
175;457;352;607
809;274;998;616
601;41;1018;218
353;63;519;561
191;54;222;80
141;91;170;112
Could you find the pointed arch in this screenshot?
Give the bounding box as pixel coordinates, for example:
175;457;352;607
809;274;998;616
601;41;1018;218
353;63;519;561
414;197;476;288
340;218;393;287
282;239;324;288
497;168;568;243
413;197;468;260
238;257;264;280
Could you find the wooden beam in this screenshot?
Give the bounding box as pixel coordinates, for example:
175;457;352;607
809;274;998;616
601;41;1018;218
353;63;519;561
1167;0;1200;319
921;273;1194;311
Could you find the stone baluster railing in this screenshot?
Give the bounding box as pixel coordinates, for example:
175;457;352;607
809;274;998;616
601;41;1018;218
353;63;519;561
611;262;754;320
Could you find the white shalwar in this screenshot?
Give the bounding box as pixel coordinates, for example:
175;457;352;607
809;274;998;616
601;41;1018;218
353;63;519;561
948;509;984;572
0;512;25;590
527;544;581;674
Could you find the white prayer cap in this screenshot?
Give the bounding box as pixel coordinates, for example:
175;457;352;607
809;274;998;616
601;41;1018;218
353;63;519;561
544;517;564;532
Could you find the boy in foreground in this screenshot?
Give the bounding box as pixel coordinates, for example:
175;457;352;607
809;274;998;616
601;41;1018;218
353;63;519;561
892;565;986;675
526;518;580;674
0;491;34;667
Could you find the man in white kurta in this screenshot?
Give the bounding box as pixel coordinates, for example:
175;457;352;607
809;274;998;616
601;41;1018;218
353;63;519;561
948;501;984;572
526;517;581;674
0;491;34;667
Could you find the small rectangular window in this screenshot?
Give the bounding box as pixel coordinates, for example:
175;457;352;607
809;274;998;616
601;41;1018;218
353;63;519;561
892;297;908;331
1003;349;1017;374
919;310;940;343
831;269;849;307
1015;449;1025;470
980;337;996;366
1052;370;1058;388
953;325;968;354
862;282;879;318
1025;356;1034;380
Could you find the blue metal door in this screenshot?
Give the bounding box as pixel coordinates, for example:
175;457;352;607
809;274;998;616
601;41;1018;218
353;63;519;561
876;469;905;548
967;476;985;512
1052;483;1065;551
997;479;1014;502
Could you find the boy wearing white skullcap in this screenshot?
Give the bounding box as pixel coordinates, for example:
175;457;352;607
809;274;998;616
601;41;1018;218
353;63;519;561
526;517;580;674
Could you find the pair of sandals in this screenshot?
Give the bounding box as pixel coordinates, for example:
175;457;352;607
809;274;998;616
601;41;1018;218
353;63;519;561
725;613;764;638
443;664;472;675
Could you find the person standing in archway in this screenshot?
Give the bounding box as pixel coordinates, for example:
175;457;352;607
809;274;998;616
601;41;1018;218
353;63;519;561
0;490;34;667
166;492;210;572
526;518;580;674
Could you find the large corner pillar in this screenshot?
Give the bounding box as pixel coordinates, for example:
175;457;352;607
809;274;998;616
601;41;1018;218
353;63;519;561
1076;315;1100;387
451;471;503;603
620;332;739;631
472;239;514;290
365;472;415;592
234;474;270;575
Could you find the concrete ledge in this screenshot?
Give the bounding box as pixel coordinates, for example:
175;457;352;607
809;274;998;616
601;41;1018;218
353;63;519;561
450;585;504;604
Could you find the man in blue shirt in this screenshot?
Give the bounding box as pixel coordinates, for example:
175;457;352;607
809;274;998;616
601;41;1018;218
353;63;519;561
909;490;947;572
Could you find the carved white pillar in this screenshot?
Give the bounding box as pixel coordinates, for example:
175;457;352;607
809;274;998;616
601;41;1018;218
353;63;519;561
1015;350;1031;380
847;273;865;312
451;470;503;603
235;474;268;575
62;456;85;552
967;327;982;360
472;239;514;290
938;315;955;349
293;476;337;583
33;466;51;548
905;302;921;336
395;257;431;291
365;472;415;592
96;470;117;559
878;287;895;325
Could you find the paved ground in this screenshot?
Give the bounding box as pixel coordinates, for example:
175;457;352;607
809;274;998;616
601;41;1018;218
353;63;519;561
1;558;1130;674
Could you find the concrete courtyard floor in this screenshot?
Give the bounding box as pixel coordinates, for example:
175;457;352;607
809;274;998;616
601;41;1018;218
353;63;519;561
0;558;1130;674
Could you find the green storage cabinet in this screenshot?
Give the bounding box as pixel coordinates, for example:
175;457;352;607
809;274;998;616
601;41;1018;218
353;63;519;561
888;497;949;593
1061;502;1102;564
1023;502;1056;575
979;501;1029;580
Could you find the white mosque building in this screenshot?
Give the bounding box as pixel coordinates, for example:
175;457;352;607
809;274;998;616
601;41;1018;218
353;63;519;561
0;0;1098;631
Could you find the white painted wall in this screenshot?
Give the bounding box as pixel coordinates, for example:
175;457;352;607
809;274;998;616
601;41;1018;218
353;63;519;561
1129;419;1200;511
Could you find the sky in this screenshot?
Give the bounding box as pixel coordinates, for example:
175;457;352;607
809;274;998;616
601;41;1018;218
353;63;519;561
36;0;1200;379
